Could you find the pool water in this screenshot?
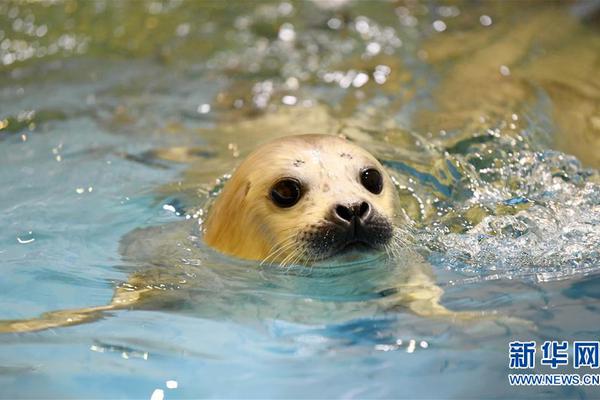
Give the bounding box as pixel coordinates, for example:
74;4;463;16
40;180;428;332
1;1;599;398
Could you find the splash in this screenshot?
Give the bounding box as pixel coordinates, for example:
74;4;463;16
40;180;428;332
415;133;600;283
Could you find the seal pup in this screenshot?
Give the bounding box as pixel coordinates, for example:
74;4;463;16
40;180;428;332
0;134;476;333
203;134;403;264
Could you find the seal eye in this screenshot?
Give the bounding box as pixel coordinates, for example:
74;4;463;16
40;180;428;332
360;168;383;194
270;178;302;208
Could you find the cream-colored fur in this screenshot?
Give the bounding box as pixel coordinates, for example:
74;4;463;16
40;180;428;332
204;134;400;262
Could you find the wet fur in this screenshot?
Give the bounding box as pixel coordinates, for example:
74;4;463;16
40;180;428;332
204;135;400;263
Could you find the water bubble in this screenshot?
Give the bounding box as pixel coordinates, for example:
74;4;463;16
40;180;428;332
432;20;447;32
12;18;23;32
400;15;418;27
339;71;356;89
278;2;293;16
366;42;381;56
406;339;416;353
35;25;47;37
352;72;369;88
278;23;295;42
165;380;178;389
148;2;162;14
281;95;297;105
437;6;460;18
2;53;15;65
150;389;164;400
8;7;18;19
480;15;493;26
197;104;211;114
373;64;391;84
176;23;190;37
234;16;250;30
355;17;370;35
327;17;342;30
285;76;299;90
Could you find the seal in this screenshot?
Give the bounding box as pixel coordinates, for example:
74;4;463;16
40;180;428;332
203;134;403;264
0;134;495;333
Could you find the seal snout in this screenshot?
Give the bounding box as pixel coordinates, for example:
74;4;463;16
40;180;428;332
333;201;371;225
324;200;391;254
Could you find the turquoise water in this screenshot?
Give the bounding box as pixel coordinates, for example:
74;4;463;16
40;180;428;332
1;1;600;398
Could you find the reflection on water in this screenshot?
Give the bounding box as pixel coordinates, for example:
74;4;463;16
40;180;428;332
1;0;599;398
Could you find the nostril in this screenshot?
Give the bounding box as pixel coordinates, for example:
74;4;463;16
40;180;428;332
358;201;370;219
335;205;354;222
335;202;371;223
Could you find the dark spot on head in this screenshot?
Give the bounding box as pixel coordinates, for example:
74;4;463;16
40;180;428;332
244;182;251;196
340;152;353;159
293;159;305;167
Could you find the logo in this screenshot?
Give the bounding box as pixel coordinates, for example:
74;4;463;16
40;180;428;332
508;340;600;386
509;341;536;369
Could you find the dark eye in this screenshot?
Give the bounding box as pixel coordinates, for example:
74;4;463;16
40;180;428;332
270;178;303;208
360;168;383;194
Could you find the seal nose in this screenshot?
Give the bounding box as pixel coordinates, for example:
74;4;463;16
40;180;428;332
334;201;371;224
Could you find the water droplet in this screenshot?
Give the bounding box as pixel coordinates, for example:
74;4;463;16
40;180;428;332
480;15;492;26
327;17;342;30
176;23;190;37
278;2;293;16
281;95;297;105
366;42;381;55
349;72;367;88
197;103;211;114
150;389;164;400
433;20;447;32
285;77;299;90
163;204;176;213
406;339;416;353
166;380;178;389
355;17;370;35
278;23;295;42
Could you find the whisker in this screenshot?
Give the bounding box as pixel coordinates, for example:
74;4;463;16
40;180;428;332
279;247;300;272
285;247;307;274
260;240;296;266
260;233;299;266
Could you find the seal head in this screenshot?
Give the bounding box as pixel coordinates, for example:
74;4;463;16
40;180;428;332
203;134;402;264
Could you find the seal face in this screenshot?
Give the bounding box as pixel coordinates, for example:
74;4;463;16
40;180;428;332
203;134;403;264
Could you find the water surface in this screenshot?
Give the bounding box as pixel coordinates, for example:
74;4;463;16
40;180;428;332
1;1;599;398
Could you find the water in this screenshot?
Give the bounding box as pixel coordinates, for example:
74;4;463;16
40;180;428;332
1;1;599;398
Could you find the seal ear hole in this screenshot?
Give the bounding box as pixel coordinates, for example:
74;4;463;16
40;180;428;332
360;168;383;194
270;178;303;208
